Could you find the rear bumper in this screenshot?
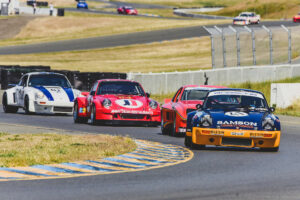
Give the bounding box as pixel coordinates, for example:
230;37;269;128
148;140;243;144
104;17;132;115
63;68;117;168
190;128;280;148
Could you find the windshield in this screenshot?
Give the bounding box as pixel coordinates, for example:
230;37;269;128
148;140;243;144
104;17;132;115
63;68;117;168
181;89;209;101
28;74;71;88
97;81;145;96
203;91;268;111
240;14;250;17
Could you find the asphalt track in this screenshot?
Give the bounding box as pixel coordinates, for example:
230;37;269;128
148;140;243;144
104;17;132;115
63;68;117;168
0;21;298;55
0;109;300;200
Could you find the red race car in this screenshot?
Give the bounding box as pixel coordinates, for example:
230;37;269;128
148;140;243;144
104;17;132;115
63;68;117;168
293;13;300;22
73;79;160;126
117;6;138;15
161;85;226;136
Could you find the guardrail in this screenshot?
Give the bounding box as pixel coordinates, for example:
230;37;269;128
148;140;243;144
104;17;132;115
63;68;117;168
128;64;300;95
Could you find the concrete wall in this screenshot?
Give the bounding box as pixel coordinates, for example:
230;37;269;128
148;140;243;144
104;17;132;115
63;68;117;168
270;83;300;108
128;64;300;94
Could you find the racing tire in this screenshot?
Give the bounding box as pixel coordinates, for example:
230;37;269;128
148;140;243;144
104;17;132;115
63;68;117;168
256;20;260;24
171;114;177;137
2;93;18;113
261;147;279;152
184;136;192;147
24;96;33;115
90;104;97;125
73;103;88;124
161;112;169;135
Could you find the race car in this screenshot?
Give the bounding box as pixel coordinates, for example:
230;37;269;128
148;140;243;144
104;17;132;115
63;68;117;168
117;6;138;15
161;85;226;136
233;12;260;25
293;13;300;22
2;72;82;114
185;89;280;152
73;79;160;125
77;0;88;9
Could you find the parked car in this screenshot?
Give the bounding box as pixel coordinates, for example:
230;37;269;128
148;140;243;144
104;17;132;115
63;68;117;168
73;79;160;125
77;0;88;9
185;88;280;152
233;12;260;25
117;6;138;15
161;85;226;136
293;13;300;22
2;72;82;114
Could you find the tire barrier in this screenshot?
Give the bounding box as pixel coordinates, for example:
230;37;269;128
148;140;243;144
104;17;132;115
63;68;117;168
27;1;49;7
0;65;127;91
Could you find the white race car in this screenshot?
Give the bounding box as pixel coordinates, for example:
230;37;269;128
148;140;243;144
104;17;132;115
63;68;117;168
233;12;260;25
2;72;82;114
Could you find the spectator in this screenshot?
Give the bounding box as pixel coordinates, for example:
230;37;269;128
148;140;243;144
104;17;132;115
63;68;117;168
33;2;37;14
49;3;54;16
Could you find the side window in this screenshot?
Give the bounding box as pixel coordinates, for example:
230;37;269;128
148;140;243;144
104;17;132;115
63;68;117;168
18;75;28;87
171;88;182;102
90;82;98;95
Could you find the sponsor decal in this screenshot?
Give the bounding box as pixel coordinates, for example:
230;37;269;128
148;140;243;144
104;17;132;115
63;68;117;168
217;120;257;128
250;132;264;138
225;112;248;117
208;91;264;99
111;109;153;115
231;132;244;136
115;99;143;109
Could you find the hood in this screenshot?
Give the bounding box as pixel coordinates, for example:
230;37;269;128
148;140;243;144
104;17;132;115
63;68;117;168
209;110;267;130
34;86;74;102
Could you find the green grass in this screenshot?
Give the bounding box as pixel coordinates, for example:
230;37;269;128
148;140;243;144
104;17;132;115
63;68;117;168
0;133;136;167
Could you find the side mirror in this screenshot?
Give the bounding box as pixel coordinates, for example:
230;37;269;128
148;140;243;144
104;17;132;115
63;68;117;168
146;93;150;98
270;107;275;113
196;104;202;110
90;91;95;96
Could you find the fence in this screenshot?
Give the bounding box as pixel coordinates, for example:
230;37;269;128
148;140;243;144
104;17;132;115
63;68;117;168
204;25;300;68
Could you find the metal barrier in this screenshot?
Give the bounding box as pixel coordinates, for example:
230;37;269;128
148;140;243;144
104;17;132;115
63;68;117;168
204;25;298;69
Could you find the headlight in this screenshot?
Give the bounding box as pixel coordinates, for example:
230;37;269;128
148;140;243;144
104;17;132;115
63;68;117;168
262;117;275;131
102;99;112;108
149;100;158;109
35;92;44;99
200;114;212;127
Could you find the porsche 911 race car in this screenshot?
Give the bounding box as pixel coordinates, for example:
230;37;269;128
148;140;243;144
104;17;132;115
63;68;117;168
2;72;82;114
185;89;280;152
77;0;88;9
293;13;300;22
233;12;260;25
161;85;226;136
117;6;138;15
73;79;160;125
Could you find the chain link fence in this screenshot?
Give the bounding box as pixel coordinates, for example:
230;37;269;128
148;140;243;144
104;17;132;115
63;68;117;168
205;25;300;68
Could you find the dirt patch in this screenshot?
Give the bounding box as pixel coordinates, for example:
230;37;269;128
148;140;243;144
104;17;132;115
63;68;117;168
0;16;36;40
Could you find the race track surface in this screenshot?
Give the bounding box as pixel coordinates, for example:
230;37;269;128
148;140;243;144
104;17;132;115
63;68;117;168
0;21;298;55
0;109;300;200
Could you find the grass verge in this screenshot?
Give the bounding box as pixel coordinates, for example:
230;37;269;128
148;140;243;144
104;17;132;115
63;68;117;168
0;37;212;73
0;133;136;167
0;12;229;47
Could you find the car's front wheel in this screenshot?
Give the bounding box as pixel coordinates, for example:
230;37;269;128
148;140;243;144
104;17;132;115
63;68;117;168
90;105;97;125
184;136;192;147
2;93;18;113
73;103;88;124
24;96;33;115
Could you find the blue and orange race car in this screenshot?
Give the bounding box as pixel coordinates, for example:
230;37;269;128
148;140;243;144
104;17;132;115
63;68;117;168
77;0;88;9
185;89;281;152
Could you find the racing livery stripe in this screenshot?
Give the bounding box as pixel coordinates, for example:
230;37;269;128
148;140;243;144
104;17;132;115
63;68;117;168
62;88;75;102
33;86;54;101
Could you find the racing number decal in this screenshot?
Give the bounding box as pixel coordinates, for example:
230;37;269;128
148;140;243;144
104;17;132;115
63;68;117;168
116;99;143;109
225;112;248;117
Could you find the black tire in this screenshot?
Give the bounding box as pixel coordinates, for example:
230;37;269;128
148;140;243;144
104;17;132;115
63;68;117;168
24;96;33;115
184;136;192;147
2;93;18;113
261;147;279;152
161;112;168;135
171;114;177;137
73;103;88;124
90;104;97;125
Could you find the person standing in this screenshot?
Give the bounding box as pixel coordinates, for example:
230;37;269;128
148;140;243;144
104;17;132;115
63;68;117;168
49;2;53;16
33;2;37;14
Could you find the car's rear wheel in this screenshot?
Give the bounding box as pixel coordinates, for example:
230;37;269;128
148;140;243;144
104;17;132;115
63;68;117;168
2;93;18;113
90;105;97;125
24;96;33;115
73;103;88;124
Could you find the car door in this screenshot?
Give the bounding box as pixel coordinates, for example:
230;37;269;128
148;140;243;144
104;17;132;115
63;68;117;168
15;75;28;107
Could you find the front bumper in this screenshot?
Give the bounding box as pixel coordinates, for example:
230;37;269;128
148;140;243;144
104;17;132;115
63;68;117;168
188;128;280;148
33;101;73;114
